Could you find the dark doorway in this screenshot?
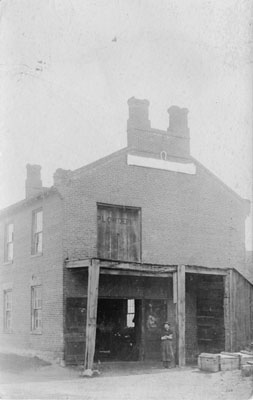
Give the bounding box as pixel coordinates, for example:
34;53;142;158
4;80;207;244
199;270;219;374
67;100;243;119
95;298;142;361
196;275;225;354
186;273;225;362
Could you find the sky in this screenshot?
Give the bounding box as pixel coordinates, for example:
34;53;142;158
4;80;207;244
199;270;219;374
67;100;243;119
0;0;252;249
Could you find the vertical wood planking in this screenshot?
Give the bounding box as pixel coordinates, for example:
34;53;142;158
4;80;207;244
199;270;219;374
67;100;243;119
177;265;185;367
84;259;100;371
97;205;140;262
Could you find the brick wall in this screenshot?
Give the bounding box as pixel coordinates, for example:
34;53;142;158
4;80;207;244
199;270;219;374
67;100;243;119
57;150;246;269
56;146;246;363
0;193;64;358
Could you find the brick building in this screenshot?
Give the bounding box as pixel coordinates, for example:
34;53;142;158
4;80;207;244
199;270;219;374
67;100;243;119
0;98;252;367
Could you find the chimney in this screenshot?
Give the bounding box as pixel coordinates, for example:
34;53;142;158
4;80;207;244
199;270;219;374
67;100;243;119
167;106;190;158
53;168;71;187
127;97;151;131
25;164;42;198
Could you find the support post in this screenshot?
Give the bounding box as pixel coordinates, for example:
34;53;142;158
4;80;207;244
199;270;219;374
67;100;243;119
176;265;186;367
224;269;233;352
140;299;145;361
83;259;100;373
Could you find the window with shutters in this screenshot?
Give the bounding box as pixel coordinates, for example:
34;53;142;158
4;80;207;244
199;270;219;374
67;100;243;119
3;290;12;333
31;209;43;255
97;204;141;262
31;286;42;332
4;223;14;262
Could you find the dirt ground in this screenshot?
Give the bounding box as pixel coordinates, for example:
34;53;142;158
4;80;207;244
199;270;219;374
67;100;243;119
0;354;252;400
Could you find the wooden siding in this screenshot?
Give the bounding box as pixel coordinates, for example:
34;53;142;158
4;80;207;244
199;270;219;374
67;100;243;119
97;204;141;262
98;274;173;299
230;269;253;351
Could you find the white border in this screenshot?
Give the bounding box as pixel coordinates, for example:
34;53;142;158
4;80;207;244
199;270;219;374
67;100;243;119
127;154;196;175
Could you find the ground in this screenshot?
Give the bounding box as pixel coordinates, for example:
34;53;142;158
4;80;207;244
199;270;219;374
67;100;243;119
0;354;252;400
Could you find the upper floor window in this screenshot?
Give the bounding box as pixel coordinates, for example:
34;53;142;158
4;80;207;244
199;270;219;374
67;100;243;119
4;223;14;262
31;285;42;332
4;289;12;333
32;209;43;255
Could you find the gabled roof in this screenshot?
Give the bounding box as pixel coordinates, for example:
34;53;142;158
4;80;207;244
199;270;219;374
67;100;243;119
192;157;250;210
0;187;61;219
1;145;249;217
70;145;249;211
71;147;129;179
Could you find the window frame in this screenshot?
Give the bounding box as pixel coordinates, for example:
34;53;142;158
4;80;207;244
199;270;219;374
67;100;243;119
127;299;135;328
4;222;14;263
31;285;42;333
3;289;12;333
31;208;43;255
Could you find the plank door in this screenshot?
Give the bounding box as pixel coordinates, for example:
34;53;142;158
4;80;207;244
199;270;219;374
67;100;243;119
97;204;141;262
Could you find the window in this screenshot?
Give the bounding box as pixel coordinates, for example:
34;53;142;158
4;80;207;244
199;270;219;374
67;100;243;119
4;223;14;262
127;299;135;327
31;286;42;332
4;290;12;332
32;209;43;255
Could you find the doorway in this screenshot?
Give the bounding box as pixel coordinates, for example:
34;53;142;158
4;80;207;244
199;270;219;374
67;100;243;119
95;298;142;361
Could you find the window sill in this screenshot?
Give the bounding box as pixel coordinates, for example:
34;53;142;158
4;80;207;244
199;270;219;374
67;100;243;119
30;331;42;335
30;253;43;258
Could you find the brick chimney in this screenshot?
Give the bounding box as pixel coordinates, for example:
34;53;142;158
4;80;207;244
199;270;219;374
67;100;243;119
127;97;151;131
53;168;71;187
167;106;190;158
25;164;42;198
127;98;191;159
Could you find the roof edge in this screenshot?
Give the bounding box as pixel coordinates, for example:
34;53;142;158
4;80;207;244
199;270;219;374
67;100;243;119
192;157;250;209
0;187;62;219
71;147;128;178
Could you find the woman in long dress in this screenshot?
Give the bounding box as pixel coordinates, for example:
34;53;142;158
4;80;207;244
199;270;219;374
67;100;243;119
161;322;174;368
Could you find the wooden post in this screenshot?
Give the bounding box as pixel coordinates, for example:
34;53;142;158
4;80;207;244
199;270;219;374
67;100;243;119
140;299;145;361
83;259;100;372
224;269;233;352
176;265;186;367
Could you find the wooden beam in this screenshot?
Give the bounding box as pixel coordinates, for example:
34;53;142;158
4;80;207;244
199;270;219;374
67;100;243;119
173;272;178;304
225;269;234;351
83;259;100;372
100;262;177;274
177;265;186;367
185;265;228;275
66;259;91;269
100;268;173;278
140;300;145;361
224;271;233;352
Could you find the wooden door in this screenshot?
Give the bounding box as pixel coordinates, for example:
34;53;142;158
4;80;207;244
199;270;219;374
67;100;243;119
97;204;141;262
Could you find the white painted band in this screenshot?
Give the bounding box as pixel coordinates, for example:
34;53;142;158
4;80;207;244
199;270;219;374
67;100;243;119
127;154;196;175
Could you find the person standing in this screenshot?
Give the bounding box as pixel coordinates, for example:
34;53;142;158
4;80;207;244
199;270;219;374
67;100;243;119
161;322;174;368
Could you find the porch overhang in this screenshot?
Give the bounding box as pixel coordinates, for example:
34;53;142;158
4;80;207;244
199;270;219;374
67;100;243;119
65;258;177;277
65;258;229;277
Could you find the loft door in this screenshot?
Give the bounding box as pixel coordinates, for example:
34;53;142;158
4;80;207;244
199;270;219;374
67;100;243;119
97;204;141;262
